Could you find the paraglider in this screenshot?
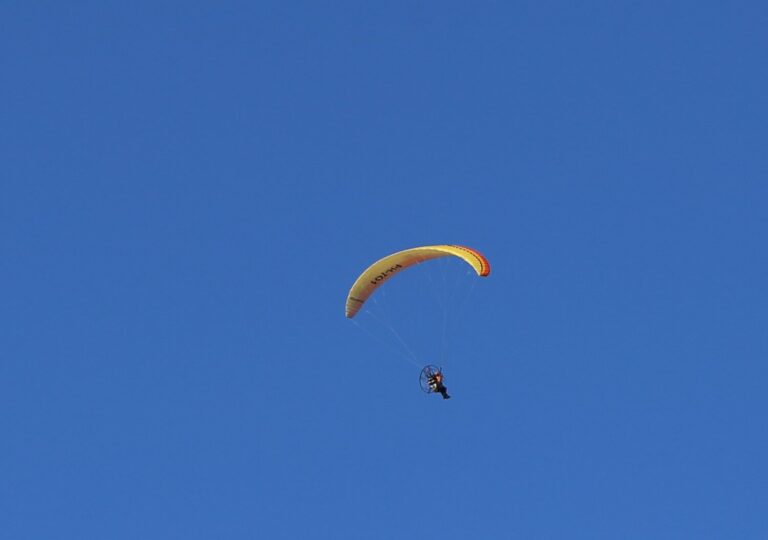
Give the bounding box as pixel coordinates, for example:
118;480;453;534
345;244;491;399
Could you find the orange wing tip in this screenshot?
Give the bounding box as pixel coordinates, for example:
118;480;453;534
451;245;491;276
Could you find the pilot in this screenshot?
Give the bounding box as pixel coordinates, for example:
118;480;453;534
428;371;451;400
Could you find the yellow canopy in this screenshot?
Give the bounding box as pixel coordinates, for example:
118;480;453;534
345;245;490;318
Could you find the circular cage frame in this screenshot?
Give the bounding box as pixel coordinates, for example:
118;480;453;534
419;365;444;394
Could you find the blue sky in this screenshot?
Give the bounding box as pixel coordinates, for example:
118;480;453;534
2;1;767;538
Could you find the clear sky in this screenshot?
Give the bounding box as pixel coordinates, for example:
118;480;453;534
2;2;767;538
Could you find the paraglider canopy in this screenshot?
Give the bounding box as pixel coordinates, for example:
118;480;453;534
345;245;490;318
